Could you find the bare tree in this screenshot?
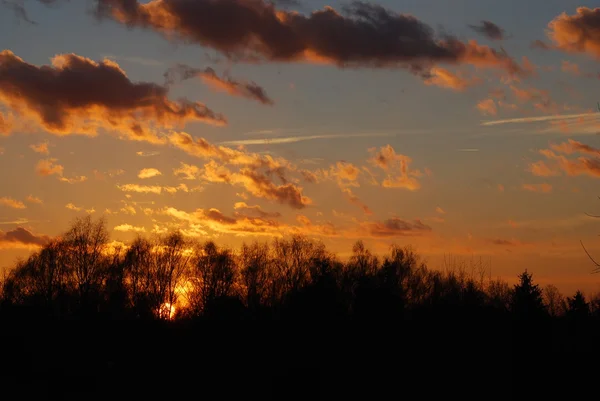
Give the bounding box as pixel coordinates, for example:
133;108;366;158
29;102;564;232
63;215;109;310
152;232;191;319
186;241;237;316
239;241;271;311
543;284;566;317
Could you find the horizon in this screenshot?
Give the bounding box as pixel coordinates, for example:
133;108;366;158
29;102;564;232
2;0;600;296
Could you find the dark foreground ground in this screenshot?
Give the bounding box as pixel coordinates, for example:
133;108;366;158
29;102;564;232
1;316;598;400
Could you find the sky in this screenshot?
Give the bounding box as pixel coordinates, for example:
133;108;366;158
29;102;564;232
1;0;600;295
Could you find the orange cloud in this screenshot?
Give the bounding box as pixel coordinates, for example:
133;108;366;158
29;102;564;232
341;187;372;215
546;7;600;58
522;183;553;193
114;224;146;233
529;140;600;178
165;64;274;105
36;158;63;176
35;158;87;183
0;197;26;209
561;60;581;75
369;145;424;190
174;163;201;180
233;202;281;219
30;141;49;154
66;203;96;213
550;139;600;156
476;98;497;116
26;195;43;204
423;68;480;91
0;50;225;142
117;183;189;195
138;168;162;179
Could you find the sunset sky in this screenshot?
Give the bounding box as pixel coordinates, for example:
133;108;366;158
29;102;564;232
1;0;600;294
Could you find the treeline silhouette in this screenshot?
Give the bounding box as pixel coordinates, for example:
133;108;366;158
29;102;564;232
0;216;598;400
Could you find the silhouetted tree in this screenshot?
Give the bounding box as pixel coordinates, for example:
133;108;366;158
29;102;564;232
510;270;547;320
63;215;109;314
239;241;271;313
543;284;566;318
566;290;590;320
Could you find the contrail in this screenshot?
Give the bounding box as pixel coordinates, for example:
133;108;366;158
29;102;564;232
481;112;597;126
219;132;394;146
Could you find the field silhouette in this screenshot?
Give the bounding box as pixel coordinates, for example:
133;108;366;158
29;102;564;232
1;215;598;399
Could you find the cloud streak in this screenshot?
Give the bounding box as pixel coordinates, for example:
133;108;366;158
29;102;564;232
481;112;598;126
165;64;274;105
219;132;394;146
468;20;506;40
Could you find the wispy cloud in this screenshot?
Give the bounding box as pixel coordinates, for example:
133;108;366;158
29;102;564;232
102;54;164;67
457;148;480;152
481;112;597;126
0;197;26;209
219;133;394;146
136;151;161;157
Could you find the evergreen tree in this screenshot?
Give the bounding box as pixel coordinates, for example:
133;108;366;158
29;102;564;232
566;290;590;320
510;270;546;320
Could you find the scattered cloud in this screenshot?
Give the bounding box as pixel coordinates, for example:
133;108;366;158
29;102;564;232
36;158;63;177
0;197;26;209
30;141;50;155
436;207;446;215
117;183;189;195
35;158;88;184
165;64;274;105
26;195;43;204
468;20;506;40
528;140;600;178
138;168;162;179
114;224;146;233
423;67;480;91
546;7;600;58
174;163;201;180
368;145;424;190
66;203;96;213
476;98;498;116
522;183;553;193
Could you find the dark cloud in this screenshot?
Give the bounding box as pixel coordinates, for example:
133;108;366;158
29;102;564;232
95;0;527;77
165;64;274;105
468;20;505;40
363;217;432;238
0;50;226;142
530;39;551;50
2;0;67;24
0;226;51;248
1;0;36;24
